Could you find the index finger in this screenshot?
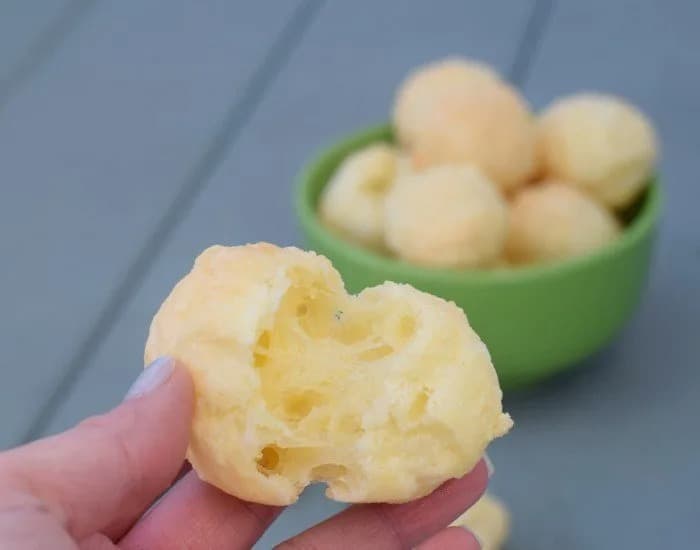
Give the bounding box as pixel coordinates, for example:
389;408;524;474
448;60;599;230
277;458;489;549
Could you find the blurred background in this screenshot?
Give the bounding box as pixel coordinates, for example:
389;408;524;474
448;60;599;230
0;1;698;548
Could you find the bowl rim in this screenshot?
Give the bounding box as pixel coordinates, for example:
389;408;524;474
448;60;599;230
295;123;663;285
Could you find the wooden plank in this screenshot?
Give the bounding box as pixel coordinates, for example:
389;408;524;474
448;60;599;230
43;1;537;546
0;0;306;448
495;1;699;548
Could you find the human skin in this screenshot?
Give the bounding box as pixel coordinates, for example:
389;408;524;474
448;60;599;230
0;357;486;549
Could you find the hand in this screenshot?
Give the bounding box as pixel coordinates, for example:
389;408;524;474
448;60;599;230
0;358;487;549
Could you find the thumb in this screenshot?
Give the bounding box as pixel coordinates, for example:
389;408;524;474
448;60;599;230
0;357;194;541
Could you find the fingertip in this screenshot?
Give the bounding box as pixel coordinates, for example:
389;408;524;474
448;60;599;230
123;357;195;458
465;458;489;494
128;357;195;413
167;359;196;409
437;458;489;503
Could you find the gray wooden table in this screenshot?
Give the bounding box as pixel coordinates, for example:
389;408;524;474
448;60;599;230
1;1;697;548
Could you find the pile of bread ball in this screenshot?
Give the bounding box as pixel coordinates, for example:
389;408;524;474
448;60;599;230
319;57;658;269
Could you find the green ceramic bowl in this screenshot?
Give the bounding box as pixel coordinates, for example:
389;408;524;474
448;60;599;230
294;124;662;389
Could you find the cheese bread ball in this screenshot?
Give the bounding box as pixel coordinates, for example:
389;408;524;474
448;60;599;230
538;93;658;208
319;143;399;249
506;181;621;265
145;244;512;505
393;57;537;191
451;493;510;550
393;57;499;145
384;165;508;268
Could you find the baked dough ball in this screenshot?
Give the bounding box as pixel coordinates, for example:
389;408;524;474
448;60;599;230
538;93;658;208
393;58;499;144
506;181;621;264
384;165;508;268
451;493;510;550
319;143;399;249
145;244;512;505
393;57;537;191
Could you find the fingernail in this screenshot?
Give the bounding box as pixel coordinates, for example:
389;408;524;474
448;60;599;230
484;453;495;478
125;356;175;400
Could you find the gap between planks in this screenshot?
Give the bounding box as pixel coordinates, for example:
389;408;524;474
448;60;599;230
0;0;96;113
21;0;556;443
20;0;326;444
